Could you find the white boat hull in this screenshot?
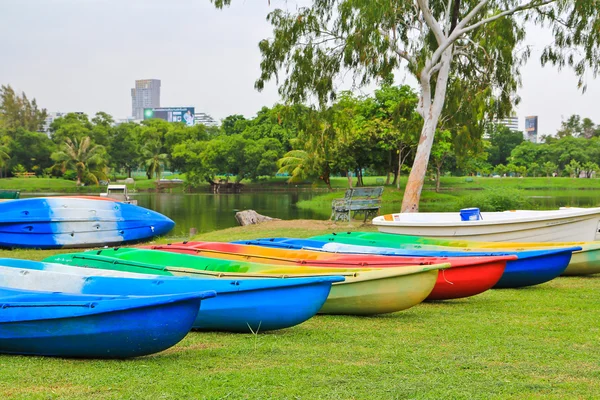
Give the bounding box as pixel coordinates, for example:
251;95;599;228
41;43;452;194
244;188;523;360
373;209;600;243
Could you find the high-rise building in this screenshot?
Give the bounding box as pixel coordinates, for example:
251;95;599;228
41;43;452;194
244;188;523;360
497;114;519;132
131;79;161;120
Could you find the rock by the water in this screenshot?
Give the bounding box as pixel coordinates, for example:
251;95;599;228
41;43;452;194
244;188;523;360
235;210;280;226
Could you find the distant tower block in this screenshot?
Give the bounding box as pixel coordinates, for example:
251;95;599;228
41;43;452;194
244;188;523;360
131;79;161;120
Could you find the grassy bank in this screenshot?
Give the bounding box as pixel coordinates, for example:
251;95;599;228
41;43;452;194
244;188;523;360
0;221;599;399
0;177;187;194
2;175;598;194
297;177;600;213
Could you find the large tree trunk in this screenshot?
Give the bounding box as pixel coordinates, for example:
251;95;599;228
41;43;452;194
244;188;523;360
436;165;441;193
347;170;353;188
401;47;453;213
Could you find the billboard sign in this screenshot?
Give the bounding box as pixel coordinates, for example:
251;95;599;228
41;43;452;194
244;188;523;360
144;107;195;126
525;116;538;132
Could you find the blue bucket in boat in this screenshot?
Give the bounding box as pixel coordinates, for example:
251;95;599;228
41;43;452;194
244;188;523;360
460;208;482;221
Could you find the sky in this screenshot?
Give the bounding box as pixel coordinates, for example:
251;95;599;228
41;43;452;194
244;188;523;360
1;0;599;136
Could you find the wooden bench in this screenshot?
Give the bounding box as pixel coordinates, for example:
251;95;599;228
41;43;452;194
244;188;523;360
15;172;36;178
331;187;384;222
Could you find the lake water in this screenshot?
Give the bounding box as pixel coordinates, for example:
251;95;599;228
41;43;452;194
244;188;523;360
132;191;329;237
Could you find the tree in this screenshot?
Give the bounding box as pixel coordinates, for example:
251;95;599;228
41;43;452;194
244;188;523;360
528;162;541;177
277;149;312;183
241;105;300;151
509;140;541;168
582;161;598;178
581;118;597;139
368;85;421;188
494;164;507;176
51;136;106;185
172;140;213;187
221;115;248;136
487;124;524;166
0;85;47;132
142;140;168;180
108;123;141;178
50;113;92;144
429;130;453;192
213;0;600;212
557;115;582;138
244;137;284;180
8;129;55;175
542;161;557;177
565;159;582;178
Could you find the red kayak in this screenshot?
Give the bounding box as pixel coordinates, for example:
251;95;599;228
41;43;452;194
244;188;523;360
139;241;517;300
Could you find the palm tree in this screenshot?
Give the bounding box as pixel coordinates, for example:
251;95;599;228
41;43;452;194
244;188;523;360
142;140;168;180
52;136;106;185
277;150;310;182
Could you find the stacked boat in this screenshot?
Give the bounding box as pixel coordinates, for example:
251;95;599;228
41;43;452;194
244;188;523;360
0;204;599;358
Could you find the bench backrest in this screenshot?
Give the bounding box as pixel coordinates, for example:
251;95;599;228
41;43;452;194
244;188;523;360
343;187;384;201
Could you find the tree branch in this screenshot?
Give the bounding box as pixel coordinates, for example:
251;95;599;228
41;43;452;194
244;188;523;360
456;0;557;37
416;0;446;45
428;0;556;69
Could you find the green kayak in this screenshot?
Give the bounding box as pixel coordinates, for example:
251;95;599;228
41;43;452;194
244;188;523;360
43;248;448;315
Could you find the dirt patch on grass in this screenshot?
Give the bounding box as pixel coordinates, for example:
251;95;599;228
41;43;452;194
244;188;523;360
159;341;223;355
2;383;96;398
192;219;377;242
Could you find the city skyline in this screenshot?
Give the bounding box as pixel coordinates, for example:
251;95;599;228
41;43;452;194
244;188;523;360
2;0;599;135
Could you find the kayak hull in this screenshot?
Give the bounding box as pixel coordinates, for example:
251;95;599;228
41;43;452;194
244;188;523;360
0;288;209;358
0;258;340;333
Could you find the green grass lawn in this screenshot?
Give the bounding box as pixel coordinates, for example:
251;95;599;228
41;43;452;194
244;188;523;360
0;178;89;193
0;222;599;399
0;177;188;194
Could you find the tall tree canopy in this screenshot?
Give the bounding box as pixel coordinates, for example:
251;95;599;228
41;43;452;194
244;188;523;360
0;85;47;132
213;0;600;211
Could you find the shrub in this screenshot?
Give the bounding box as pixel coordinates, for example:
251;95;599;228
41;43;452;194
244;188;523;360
456;189;533;212
63;170;77;181
11;164;26;176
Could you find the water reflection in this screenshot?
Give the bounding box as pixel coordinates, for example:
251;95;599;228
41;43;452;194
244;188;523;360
133;192;329;237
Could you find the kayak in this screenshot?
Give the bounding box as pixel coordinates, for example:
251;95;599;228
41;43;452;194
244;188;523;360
43;249;450;315
142;242;516;300
0;197;174;248
232;238;579;289
0;258;341;333
0;287;214;358
312;231;600;276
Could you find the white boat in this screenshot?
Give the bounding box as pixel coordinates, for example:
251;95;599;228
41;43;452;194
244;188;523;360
100;184;137;205
372;208;600;242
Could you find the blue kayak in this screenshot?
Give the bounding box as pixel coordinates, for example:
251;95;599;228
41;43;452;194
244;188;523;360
0;286;214;358
0;197;174;249
233;238;580;289
0;258;343;332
